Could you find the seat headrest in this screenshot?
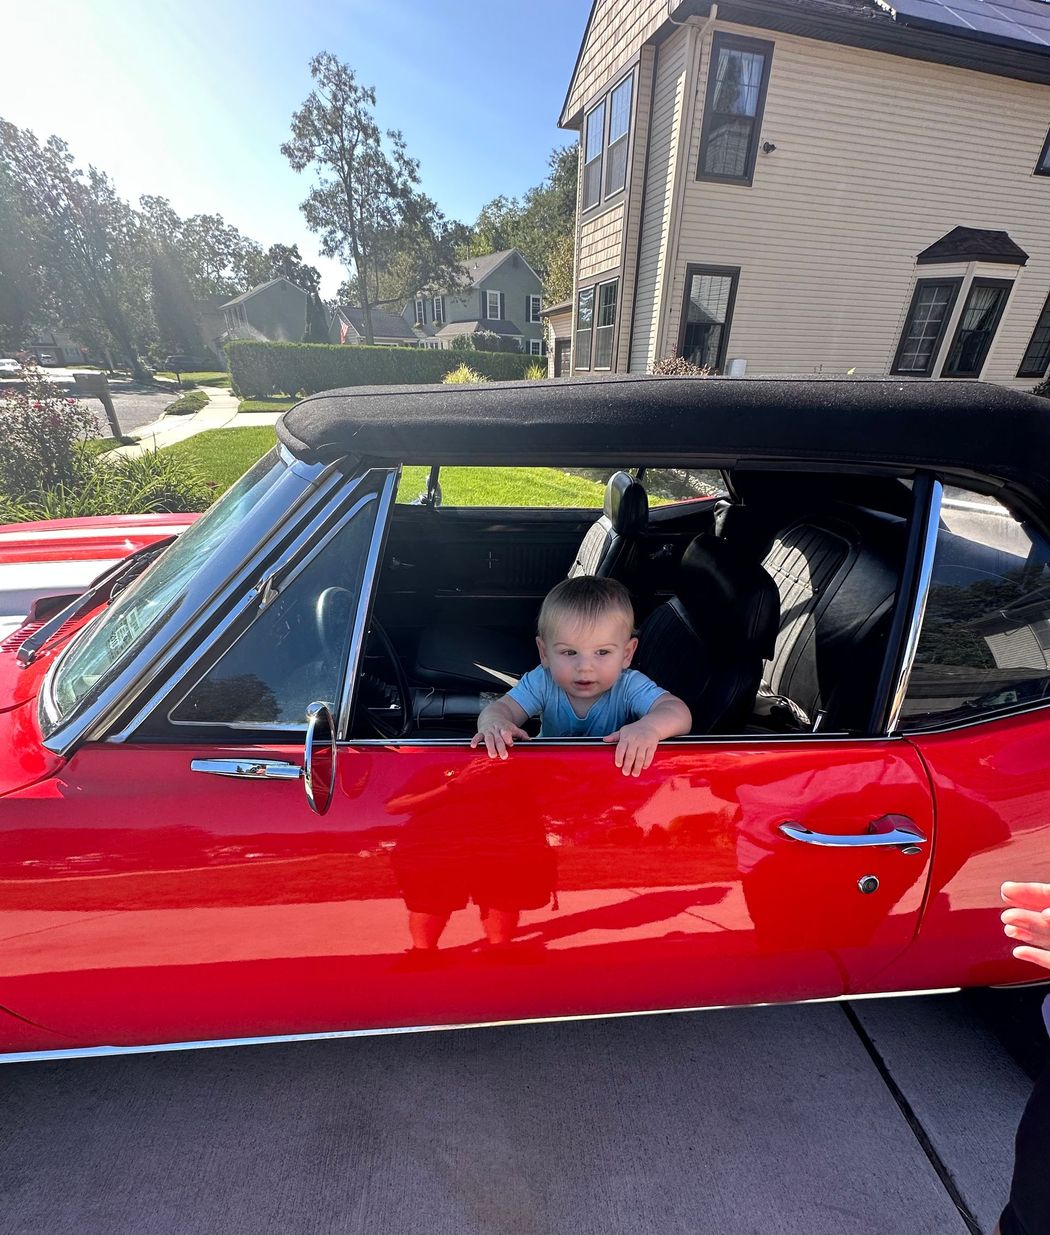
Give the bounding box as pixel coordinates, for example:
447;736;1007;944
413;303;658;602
604;471;648;535
714;503;775;560
676;535;779;659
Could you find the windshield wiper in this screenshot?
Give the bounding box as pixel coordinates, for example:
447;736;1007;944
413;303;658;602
17;537;177;668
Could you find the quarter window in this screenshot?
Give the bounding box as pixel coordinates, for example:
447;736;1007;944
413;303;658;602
1018;291;1050;378
605;76;633;196
575;287;595;370
901;487;1050;729
593;279;618;370
679;265;738;372
697;34;774;185
942;279;1012;378
583;100;605;210
891;279;961;376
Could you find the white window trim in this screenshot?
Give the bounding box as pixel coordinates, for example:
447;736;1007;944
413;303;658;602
486;290;501;320
415;297;425;324
529;339;543;355
432;295;444;324
527;295;542;324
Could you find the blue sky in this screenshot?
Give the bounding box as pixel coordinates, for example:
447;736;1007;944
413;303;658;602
2;0;587;297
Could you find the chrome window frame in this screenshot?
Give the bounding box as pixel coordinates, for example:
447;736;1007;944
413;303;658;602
39;448;359;756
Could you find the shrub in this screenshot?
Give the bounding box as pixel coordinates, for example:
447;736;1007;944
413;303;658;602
164;389;210;415
1032;377;1050;399
0;366;95;497
442;364;485;384
0;448;210;523
649;353;712;377
524;361;546;380
227;340;536;398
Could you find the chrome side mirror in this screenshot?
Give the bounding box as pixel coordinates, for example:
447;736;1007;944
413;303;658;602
304;701;337;815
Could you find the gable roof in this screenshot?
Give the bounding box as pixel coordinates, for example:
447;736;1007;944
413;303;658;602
429;249;543;296
338;307;418;339
434;319;523;338
222;276;307;309
916;226;1030;266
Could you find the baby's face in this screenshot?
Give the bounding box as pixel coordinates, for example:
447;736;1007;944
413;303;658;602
537;611;638;706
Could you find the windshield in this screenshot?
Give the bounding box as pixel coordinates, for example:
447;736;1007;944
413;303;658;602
48;449;288;724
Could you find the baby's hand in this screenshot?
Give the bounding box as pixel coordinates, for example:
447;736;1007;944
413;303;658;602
603;719;661;777
471;720;529;761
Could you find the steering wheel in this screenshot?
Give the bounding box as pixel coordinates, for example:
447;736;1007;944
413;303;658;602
363;616;413;740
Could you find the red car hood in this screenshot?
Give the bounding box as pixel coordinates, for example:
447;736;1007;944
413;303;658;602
0;512;197;716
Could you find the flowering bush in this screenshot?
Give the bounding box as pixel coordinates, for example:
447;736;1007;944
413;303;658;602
0;364;95;497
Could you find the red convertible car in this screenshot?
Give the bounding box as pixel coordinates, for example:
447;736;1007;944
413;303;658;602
1;375;1048;1062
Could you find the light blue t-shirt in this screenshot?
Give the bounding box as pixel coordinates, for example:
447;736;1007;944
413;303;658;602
507;666;668;737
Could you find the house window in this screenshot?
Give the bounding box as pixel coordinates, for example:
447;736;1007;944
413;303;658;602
1018;291;1050;378
678;265;739;372
528;339;544;356
593;279;618;370
583;99;606;210
891;279;962;376
697;34;774;185
1036;129;1050;176
432;296;444;324
527;295;542;324
942;279;1012;378
415;297;425;325
486;290;501;320
605;75;633;197
575;287;595;370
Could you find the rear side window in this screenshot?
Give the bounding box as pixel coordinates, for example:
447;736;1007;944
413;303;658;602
901;487;1050;728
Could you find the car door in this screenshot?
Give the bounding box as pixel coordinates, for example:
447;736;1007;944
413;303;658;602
0;470;390;1050
873;483;1050;994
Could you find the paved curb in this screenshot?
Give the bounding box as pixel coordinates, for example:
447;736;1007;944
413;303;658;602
111;389;282;458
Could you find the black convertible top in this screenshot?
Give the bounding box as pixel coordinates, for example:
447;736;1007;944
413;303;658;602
276;375;1050;507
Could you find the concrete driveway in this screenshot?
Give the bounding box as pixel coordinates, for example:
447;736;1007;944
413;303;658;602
0;992;1041;1235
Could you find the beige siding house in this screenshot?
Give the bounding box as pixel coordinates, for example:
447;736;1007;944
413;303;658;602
560;0;1050;390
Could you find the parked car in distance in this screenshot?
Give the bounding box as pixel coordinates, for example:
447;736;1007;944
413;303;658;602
1;375;1048;1064
0;359;23;377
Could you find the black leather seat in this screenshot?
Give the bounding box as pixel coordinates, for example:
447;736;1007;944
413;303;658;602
413;471;650;690
634;535;779;733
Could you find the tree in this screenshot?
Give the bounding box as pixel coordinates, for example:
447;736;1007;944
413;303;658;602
282;52;460;345
0;162;54;350
257;242;329;341
0;120;152;378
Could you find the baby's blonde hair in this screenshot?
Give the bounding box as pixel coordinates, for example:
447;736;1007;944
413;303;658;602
537;576;635;642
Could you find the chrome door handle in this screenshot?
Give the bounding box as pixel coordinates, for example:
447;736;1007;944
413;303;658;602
779;814;927;850
190;758;302;781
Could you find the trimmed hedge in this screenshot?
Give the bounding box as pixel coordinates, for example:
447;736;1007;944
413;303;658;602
227;340;537;398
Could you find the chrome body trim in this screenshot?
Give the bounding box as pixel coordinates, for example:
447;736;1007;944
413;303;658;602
887;478;943;734
337;469;397;741
190;758;302;781
0;985;966;1066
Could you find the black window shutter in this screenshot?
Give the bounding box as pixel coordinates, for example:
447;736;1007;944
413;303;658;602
526;295;530;323
499;292;505;321
480;289;486;321
441;295;446;323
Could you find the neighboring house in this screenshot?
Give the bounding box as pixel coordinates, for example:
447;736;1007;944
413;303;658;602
542;299;574;376
222;277;307;344
560;0;1050;388
26;327;92;366
329;306;419;347
195;295;230;365
403;249;546;354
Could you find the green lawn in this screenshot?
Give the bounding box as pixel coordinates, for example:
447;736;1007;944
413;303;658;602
160;426;279;496
155;370;231;388
164;389;210;416
238;398;295;413
157;430;613;509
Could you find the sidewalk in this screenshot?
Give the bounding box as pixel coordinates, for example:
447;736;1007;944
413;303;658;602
111;388;283;458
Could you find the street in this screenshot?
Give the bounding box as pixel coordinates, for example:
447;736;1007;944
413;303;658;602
1;991;1043;1235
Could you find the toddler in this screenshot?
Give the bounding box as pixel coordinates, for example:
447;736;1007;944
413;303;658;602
471;576;691;776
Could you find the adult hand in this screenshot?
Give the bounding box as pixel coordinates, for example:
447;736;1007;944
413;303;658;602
1001;881;1050;971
